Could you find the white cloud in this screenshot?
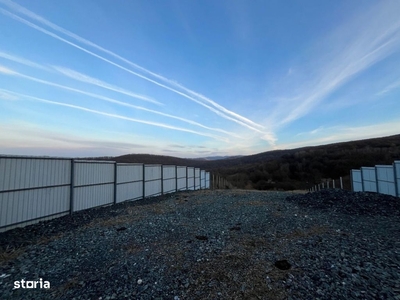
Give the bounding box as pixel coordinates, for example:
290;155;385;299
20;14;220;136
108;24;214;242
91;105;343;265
0;90;18;100
0;89;230;142
268;0;400;128
0;64;15;74
276;120;400;150
376;78;400;96
0;51;51;72
52;66;161;105
1;64;242;138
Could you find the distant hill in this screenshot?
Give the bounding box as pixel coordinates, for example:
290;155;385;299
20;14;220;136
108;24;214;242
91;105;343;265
211;134;400;190
193;155;244;161
90;134;400;191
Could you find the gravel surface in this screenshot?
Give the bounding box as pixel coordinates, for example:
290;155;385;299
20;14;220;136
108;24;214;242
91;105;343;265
0;189;399;300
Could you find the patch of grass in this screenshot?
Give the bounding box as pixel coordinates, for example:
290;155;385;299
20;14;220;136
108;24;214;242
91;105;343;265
0;245;26;266
83;208;144;229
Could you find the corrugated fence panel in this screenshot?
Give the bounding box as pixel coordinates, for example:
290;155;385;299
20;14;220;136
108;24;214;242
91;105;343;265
0;157;71;230
116;164;143;203
73;184;114;211
163;165;175;179
195;168;201;190
145;165;161;181
145;180;162;197
116;182;143;203
74;161;115;186
1;156;211;231
117;163;143;183
187;167;195;190
144;165;162;197
361;167;377;192
376;165;396;197
163;165;176;194
73;161;115;212
177;166;187;191
177;178;186;191
200;170;206;189
206;172;210;189
1;186;70;229
0;157;71;190
395;161;400;197
177;166;186;178
351;169;363;192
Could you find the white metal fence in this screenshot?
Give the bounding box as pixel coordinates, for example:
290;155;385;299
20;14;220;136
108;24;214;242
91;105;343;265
0;156;211;232
350;160;400;197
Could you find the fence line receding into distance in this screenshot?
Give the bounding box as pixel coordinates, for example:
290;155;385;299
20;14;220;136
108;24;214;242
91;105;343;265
0;156;214;232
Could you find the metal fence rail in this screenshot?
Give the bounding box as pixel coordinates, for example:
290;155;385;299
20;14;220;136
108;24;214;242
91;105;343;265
0;155;211;232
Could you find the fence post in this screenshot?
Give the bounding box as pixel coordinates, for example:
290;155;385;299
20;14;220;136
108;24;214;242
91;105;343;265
70;159;75;215
161;164;164;195
375;167;379;194
143;164;146;199
113;162;117;205
175;165;178;192
333;180;335;189
186;166;188;191
340;177;343;189
394;162;399;197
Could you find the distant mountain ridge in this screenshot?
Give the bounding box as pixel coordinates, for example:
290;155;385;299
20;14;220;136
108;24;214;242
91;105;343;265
89;134;400;191
194;155;244;161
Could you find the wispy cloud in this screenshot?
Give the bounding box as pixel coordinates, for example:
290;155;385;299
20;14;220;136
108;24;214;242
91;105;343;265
0;65;15;74
0;121;152;157
376;78;400;96
0;0;266;134
0;64;241;138
52;66;161;105
0;88;230;142
0;90;18;100
269;0;400;128
276;121;400;150
296;126;325;136
0;51;52;72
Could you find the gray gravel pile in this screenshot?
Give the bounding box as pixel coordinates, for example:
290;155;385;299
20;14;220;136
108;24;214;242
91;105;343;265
0;189;399;300
286;189;400;216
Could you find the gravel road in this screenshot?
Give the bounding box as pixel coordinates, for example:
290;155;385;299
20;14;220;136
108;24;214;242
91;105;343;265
1;189;399;300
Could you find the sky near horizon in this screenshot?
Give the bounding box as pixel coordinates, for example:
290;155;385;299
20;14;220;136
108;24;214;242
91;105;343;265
1;0;400;158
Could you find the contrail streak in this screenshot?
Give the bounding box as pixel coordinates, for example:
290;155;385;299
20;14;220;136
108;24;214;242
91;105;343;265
0;51;161;106
0;88;230;141
0;65;241;138
0;0;265;132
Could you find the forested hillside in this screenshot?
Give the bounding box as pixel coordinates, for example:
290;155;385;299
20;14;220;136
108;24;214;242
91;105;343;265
213;134;400;190
91;134;400;191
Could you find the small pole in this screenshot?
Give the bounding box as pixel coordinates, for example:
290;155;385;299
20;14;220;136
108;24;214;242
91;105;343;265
70;159;75;215
113;162;117;205
143;164;146;199
340;177;343;189
175;165;178;192
161;165;164;195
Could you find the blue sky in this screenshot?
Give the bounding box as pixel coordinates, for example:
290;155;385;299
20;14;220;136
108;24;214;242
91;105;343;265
0;0;400;158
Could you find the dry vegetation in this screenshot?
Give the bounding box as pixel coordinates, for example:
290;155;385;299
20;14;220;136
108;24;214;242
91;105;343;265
91;134;400;192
